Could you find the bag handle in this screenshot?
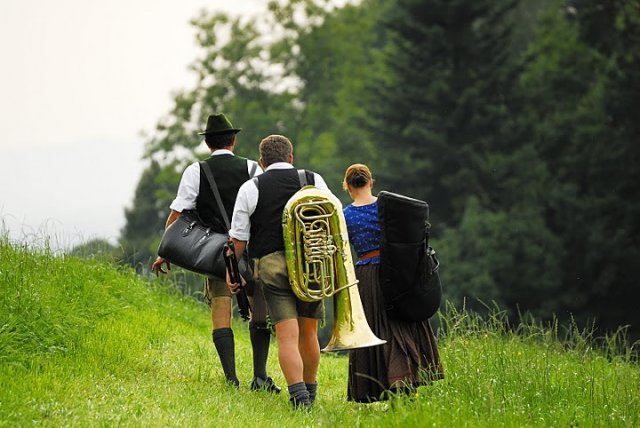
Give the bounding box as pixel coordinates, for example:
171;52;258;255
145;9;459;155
200;161;231;230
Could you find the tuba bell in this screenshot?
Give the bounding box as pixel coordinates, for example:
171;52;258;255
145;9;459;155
282;186;386;352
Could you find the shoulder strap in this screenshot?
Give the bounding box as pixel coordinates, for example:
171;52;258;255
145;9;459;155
297;169;308;187
251;168;308;191
248;160;258;178
200;161;231;230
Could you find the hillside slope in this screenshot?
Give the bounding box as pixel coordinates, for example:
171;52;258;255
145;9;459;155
1;239;639;427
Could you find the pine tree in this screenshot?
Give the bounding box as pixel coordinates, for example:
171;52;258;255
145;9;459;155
369;0;521;228
521;0;640;336
366;0;565;316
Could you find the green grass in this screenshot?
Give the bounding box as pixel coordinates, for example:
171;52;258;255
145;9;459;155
1;238;639;427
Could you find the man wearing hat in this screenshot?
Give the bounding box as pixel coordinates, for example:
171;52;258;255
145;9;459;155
152;113;280;393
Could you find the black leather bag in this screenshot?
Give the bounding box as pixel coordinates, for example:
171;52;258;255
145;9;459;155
157;161;247;277
158;210;229;277
378;190;442;322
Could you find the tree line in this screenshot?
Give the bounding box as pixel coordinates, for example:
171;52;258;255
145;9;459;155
113;0;640;340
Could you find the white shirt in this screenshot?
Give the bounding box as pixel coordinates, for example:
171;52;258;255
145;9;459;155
229;162;331;241
169;149;262;212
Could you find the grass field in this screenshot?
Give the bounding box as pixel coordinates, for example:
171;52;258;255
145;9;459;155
1;238;638;427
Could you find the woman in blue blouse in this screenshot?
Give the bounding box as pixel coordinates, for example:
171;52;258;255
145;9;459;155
342;164;443;403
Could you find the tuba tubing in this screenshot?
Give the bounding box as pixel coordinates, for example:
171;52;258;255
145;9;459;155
283;186;386;352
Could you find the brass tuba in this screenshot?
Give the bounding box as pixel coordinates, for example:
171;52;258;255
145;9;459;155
283;186;386;352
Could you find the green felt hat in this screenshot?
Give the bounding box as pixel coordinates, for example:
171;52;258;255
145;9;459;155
198;113;242;135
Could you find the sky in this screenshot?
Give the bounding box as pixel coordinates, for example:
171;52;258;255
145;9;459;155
0;0;266;250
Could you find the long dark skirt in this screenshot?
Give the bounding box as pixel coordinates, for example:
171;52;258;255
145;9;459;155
347;263;444;402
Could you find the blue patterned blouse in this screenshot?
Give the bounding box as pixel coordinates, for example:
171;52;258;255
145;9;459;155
343;201;381;265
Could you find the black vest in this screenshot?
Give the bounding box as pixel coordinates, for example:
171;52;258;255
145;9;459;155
196;154;253;233
249;168;315;259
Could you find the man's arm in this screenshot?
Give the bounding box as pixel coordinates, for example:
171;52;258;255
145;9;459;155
165;210;181;228
151;210;181;275
226;179;256;292
225;237;247;294
223;238;251;320
231;238;246;261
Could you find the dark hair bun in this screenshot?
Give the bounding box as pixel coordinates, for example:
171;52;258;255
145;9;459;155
342;163;373;192
349;171;369;188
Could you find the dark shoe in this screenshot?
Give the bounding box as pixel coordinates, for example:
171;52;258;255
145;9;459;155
251;376;281;394
226;377;240;389
290;395;311;410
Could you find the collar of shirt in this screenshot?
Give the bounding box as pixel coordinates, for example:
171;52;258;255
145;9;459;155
211;149;234;157
265;162;294;171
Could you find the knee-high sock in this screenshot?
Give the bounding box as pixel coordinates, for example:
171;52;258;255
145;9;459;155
212;328;238;384
249;321;270;379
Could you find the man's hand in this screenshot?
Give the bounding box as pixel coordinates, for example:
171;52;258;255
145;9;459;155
151;256;171;276
225;268;246;295
152;211;181;277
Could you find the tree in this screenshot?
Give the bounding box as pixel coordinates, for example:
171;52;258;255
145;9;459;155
275;0;392;198
365;0;564;318
520;0;640;335
369;0;522;227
